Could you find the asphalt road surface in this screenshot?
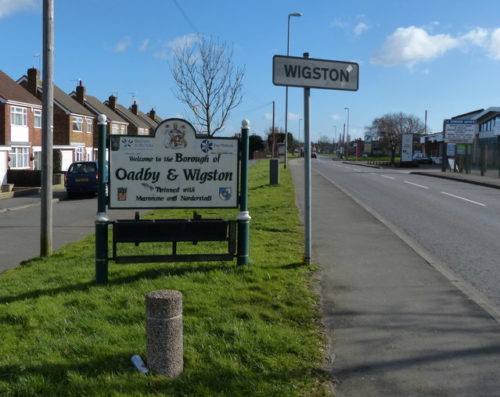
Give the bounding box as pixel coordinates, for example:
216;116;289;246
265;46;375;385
313;156;500;317
0;192;140;273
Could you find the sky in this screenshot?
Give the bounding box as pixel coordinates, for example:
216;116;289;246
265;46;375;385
2;0;500;142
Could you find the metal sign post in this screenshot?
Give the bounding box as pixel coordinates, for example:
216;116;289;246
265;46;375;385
303;54;312;264
95;114;109;284
237;120;251;265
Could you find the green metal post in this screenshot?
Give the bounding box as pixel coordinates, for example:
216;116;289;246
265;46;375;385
237;120;251;265
95;114;109;284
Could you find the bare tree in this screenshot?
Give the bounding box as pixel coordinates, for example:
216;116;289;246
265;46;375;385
370;112;425;163
171;36;244;136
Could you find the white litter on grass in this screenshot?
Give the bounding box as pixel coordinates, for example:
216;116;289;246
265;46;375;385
131;354;149;373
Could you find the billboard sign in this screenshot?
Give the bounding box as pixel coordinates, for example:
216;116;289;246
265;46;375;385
109;118;239;209
273;55;359;91
444;120;476;143
401;134;413;162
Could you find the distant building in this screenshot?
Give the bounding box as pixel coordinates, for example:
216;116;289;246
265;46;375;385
420;107;500;176
70;81;129;156
104;95;152;136
18;68;95;171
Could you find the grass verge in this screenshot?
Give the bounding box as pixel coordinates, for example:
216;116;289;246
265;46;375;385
0;160;331;396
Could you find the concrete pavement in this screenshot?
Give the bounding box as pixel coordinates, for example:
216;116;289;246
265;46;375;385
290;159;500;397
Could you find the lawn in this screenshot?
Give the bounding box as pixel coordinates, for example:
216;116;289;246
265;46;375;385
0;160;331;396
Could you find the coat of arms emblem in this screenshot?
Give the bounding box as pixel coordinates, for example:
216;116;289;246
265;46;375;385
164;123;187;149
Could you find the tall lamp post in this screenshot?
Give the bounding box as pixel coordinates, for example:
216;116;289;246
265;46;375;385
284;12;302;168
344;107;350;157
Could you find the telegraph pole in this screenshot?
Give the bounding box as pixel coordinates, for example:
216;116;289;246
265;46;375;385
40;0;54;256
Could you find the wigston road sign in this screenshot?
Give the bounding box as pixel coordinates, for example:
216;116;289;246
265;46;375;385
273;55;359;91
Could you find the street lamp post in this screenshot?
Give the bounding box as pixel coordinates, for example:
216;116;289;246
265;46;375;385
333;125;337;155
344;107;350;157
284;12;302;168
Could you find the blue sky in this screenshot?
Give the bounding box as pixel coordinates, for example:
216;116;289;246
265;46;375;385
2;0;500;142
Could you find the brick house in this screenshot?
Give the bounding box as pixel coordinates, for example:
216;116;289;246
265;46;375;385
18;68;95;171
104;95;152;135
70;81;129;156
0;69;42;185
146;108;163;125
129;101;159;132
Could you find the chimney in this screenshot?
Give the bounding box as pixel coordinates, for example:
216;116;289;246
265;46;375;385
108;95;117;110
27;68;39;97
75;80;85;104
131;100;138;115
148;108;156;121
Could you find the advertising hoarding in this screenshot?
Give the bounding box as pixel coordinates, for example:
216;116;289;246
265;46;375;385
444;120;476;144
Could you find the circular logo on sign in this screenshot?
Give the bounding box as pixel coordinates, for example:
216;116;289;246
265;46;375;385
200;139;213;153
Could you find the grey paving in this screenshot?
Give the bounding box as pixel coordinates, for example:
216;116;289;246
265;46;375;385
290;159;500;397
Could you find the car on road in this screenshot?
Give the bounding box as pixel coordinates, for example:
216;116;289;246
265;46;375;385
65;161;107;198
412;152;433;164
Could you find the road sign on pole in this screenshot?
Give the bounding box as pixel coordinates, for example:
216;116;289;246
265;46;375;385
273;55;359;91
273;53;359;264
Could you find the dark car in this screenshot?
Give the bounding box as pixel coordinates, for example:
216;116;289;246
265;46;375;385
412;152;433;164
65;161;107;198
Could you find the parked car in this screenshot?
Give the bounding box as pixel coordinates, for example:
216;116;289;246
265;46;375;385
65;161;107;198
412;152;433;164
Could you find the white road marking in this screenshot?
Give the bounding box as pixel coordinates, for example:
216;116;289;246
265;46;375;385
380;175;395;180
404;181;429;189
440;191;486;207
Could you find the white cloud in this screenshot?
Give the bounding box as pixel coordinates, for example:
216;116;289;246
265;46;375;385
113;37;132;53
330;114;342;121
354;22;369;36
373;26;460;66
461;27;489;47
154;34;200;60
168;33;200;53
288;112;300;121
139;39;150;52
0;0;37;19
488;28;500;59
264;112;273;121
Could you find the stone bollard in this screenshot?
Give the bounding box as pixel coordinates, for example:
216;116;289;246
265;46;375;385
146;290;183;377
270;158;279;185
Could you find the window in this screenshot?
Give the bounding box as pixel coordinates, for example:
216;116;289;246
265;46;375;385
111;124;119;134
10;106;28;126
120;125;126;135
85;119;93;133
72;116;83;132
9;147;30;169
34;109;42;128
75;147;84;161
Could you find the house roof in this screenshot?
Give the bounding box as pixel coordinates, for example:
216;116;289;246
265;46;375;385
0;70;41;106
108;101;151;129
72;92;128;124
136;109;158;129
453;107;500;122
53;85;94;117
17;72;94;117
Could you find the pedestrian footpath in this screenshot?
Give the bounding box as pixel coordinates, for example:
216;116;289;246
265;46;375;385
290;159;500;397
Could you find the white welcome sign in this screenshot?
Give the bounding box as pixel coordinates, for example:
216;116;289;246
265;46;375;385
109;118;239;209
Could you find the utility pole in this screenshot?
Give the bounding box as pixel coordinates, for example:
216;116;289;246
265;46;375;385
272;100;276;157
40;0;54;256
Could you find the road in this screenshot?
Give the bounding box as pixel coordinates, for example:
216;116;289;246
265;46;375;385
0;192;140;273
313;156;500;316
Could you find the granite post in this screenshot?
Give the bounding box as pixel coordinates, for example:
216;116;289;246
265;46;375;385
146;290;183;377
